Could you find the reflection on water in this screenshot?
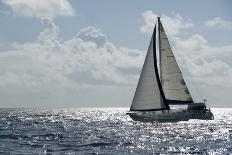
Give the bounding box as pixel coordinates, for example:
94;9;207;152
0;108;231;154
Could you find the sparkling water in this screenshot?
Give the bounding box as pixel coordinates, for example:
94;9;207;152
0;108;231;154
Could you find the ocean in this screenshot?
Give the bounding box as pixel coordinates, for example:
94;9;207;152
0;108;231;154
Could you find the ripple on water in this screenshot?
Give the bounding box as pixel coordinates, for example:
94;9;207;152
0;108;231;154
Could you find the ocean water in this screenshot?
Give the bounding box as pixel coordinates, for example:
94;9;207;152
0;108;231;154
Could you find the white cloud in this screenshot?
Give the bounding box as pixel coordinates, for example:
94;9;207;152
1;0;75;18
140;10;157;34
174;33;232;82
174;34;207;51
0;11;232;107
0;19;146;107
173;33;232;105
205;17;232;29
0;19;145;104
77;27;107;46
140;10;193;36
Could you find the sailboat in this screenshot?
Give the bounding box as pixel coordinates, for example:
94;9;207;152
127;17;214;122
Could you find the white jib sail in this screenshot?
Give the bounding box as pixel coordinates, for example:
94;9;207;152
131;27;167;111
159;20;193;102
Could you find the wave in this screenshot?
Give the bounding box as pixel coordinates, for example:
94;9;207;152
0;108;231;154
78;142;119;147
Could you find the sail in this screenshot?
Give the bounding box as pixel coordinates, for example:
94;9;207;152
158;18;193;103
130;26;170;111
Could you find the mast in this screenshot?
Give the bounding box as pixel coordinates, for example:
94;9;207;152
153;21;170;110
158;17;162;86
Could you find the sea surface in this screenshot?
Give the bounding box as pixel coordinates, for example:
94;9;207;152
0;108;231;155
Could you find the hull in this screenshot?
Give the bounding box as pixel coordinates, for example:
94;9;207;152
127;109;214;122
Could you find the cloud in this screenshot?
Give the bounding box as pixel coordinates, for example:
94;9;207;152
173;33;232;105
77;26;107;46
38;18;59;43
0;11;232;107
140;10;193;36
1;0;75;18
0;19;144;88
174;34;207;51
205;17;232;29
0;19;146;107
173;32;232;82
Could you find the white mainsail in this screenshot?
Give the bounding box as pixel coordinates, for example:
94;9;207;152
158;18;193;102
130;26;169;111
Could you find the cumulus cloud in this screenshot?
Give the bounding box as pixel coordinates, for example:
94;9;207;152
174;34;207;51
173;33;232;105
205;17;232;29
0;10;232;107
76;27;107;47
0;19;146;107
0;20;144;89
140;10;193;36
1;0;75;18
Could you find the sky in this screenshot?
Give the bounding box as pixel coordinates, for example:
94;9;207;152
0;0;232;108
